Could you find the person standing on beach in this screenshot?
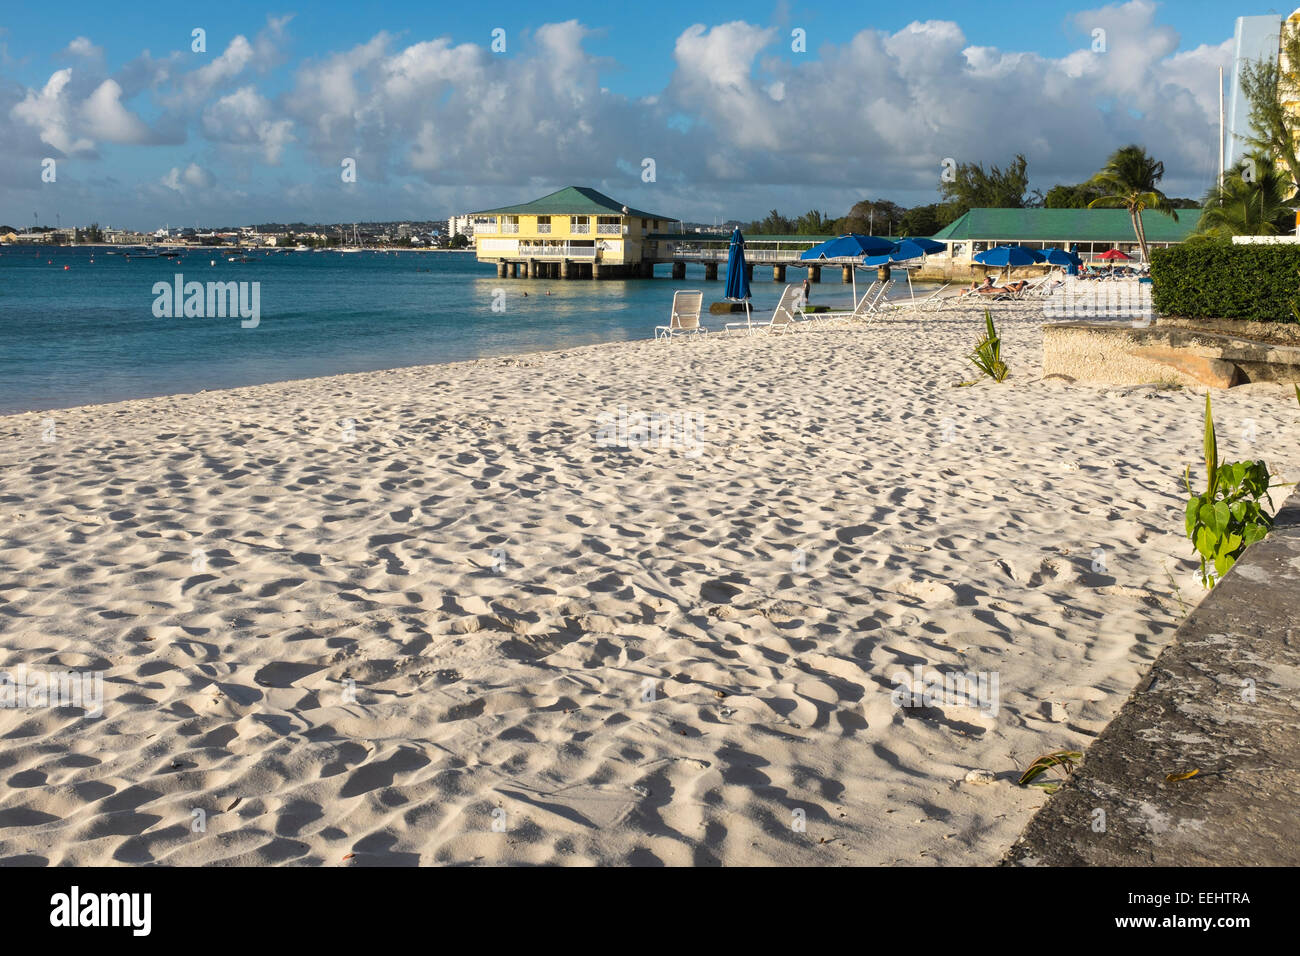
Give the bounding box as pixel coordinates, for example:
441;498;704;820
802;276;811;307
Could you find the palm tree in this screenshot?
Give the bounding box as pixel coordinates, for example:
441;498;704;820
1195;154;1296;237
1086;145;1179;262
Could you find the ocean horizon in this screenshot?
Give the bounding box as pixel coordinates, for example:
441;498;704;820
0;244;899;415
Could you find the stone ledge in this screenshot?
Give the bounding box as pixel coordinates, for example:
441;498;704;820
1003;489;1300;866
1043;323;1300;388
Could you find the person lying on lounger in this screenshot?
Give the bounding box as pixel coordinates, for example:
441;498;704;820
958;277;997;297
959;277;1024;297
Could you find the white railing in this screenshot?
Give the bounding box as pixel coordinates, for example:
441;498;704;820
501;223;519;234
596;224;621;235
518;243;598;258
671;248;815;262
477;223;499;234
537;224;551;233
571;223;591;234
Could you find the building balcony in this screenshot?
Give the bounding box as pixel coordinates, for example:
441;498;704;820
501;223;520;234
571;224;591;234
537;224;551;233
518;243;598;259
477;223;499;234
596;224;621;235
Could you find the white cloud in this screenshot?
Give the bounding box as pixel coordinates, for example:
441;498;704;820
82;79;153;143
202;86;294;162
181;34;255;101
64;36;103;59
10;69;94;155
161;162;214;191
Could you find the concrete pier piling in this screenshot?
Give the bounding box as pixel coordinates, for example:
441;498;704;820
808;265;821;283
497;259;507;278
508;262;518;278
560;259;571;280
842;265;853;283
774;264;786;282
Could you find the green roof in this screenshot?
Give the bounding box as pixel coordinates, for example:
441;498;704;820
931;208;1195;243
471;186;672;221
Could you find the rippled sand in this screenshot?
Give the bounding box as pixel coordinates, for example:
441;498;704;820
2;304;1297;865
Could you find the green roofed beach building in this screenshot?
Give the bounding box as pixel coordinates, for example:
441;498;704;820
471;186;679;278
931;208;1197;271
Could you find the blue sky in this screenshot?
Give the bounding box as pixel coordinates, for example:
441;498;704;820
0;1;1252;229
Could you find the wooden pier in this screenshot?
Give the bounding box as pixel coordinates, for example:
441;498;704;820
490;234;847;282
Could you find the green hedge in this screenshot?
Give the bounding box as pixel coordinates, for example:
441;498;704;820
1150;240;1300;322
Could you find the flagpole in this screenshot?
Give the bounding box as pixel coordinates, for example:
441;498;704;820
1219;65;1225;191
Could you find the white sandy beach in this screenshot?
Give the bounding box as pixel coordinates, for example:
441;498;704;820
2;303;1297;866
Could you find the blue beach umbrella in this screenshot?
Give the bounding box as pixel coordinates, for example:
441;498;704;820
1041;247;1082;268
863;240;940;303
799;233;895;260
724;228;750;302
897;237;948;255
973;244;1045;268
864;239;937;264
974;244;1045;281
800;234;895;307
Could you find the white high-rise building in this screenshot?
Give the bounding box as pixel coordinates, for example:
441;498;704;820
448;215;475;239
1224;11;1300;174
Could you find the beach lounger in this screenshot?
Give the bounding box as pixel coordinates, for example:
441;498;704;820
816;279;895;325
884;282;953;313
655;290;707;340
725;284;803;334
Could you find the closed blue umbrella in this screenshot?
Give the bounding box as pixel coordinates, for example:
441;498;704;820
724;228;750;302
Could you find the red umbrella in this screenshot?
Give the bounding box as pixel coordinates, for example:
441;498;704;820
1098;249;1133;261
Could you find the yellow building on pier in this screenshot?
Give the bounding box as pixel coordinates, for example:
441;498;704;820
471;186;676;278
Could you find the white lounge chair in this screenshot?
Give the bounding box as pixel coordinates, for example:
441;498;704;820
725;284;804;334
815;279;896;325
655;290;707;340
885;282;953;313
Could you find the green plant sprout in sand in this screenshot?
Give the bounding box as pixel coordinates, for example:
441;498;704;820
1183;394;1275;589
961;310;1009;385
1018;750;1083;795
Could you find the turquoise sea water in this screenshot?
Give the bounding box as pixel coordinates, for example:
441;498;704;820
0;244;919;415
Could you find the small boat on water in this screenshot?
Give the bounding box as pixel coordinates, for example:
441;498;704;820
294;245;310;252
